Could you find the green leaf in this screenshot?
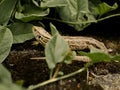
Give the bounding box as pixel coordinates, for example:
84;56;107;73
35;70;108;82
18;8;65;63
0;64;25;90
94;2;118;17
45;33;70;69
50;23;59;36
89;45;106;53
56;0;96;31
15;4;50;22
77;0;89;14
58;71;64;76
111;55;120;61
0;64;12;84
8;23;34;44
37;0;67;8
0;26;13;63
64;51;76;64
0;84;25;90
0;0;17;25
56;1;118;31
79;52;111;63
45;23;75;70
45;24;75;69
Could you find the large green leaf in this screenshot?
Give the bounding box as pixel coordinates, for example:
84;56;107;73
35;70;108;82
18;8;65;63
0;64;25;90
94;2;118;17
0;84;25;90
77;0;89;14
45;33;69;69
0;26;13;63
32;0;67;8
56;0;96;31
15;3;50;22
0;0;17;25
56;1;118;31
0;64;12;84
8;23;34;44
45;24;74;69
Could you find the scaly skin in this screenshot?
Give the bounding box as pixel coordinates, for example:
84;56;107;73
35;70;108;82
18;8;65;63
32;26;108;62
32;26;108;53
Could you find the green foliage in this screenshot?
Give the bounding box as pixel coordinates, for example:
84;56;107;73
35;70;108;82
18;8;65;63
0;0;120;89
50;23;59;36
80;52;111;63
111;55;120;62
0;64;25;90
0;0;14;63
8;23;34;44
0;64;12;84
79;51;120;63
0;26;13;63
56;0;118;31
0;84;25;90
0;0;17;25
0;0;119;64
33;0;67;8
94;3;118;17
45;24;75;69
15;1;50;22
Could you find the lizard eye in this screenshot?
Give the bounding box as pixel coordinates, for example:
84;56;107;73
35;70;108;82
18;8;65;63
38;36;41;39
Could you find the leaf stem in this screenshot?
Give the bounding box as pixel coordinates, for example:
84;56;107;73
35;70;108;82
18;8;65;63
43;13;120;25
43;17;97;24
97;13;120;22
52;63;62;78
50;69;53;79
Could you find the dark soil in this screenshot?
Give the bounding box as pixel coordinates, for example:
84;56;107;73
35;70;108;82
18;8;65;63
3;17;120;90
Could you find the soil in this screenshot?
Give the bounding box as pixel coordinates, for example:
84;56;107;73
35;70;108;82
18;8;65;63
2;16;120;90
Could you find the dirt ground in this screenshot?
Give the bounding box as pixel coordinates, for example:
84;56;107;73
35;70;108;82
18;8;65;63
3;17;120;90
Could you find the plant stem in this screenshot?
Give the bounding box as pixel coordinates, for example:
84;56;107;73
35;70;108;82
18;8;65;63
27;67;85;90
43;13;120;25
97;13;120;22
50;69;53;79
52;63;62;78
43;17;97;24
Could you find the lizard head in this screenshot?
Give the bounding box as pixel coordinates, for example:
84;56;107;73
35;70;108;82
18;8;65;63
32;26;51;46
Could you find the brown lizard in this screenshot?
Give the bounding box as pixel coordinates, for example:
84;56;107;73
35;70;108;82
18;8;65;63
32;26;108;62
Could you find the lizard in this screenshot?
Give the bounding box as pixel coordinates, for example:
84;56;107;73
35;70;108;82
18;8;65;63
32;26;108;62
